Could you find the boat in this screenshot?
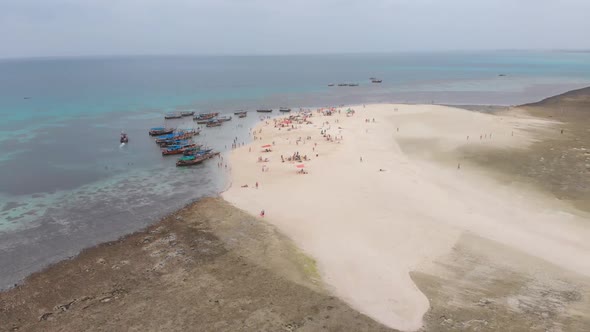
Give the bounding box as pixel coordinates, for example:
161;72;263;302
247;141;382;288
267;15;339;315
120;132;129;144
371;79;382;83
176;152;220;167
182;147;209;156
154;130;199;143
149;127;174;136
164;112;182;119
256;109;273;113
161;144;197;156
206;120;222;127
193;112;219;121
157;139;191;147
233;110;247;115
180;111;195;116
279;107;291;112
216;115;232;122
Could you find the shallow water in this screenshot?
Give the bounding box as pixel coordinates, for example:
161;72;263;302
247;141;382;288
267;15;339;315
1;52;590;289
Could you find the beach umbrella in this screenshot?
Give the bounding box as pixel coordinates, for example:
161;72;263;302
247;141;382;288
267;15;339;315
261;144;272;148
296;164;305;168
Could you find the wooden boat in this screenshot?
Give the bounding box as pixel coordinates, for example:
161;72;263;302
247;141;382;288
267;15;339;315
233;110;247;115
371;79;382;83
256;109;273;113
279;107;291;113
206;120;222;127
180;111;195;116
176;152;220;167
183;148;211;156
149;127;174;136
164;112;182;119
154;130;199;143
161;144;197;156
193;112;219;121
216;115;232;122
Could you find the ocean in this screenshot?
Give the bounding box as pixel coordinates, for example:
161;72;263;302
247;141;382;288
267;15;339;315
1;51;590;289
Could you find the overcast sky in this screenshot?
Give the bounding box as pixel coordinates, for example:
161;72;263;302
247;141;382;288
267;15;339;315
1;0;589;58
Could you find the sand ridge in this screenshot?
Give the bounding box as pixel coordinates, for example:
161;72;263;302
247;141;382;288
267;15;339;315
223;104;590;331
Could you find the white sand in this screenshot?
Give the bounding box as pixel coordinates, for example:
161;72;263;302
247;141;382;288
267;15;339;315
222;104;590;331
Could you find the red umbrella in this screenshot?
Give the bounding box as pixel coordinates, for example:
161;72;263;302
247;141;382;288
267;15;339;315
261;144;272;148
296;164;305;168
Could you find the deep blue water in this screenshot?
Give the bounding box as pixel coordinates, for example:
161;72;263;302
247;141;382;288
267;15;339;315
1;51;589;289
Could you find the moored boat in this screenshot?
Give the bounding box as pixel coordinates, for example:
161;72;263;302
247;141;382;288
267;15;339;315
149;127;174;136
161;143;197;156
206;120;222;127
176;151;220;167
164;112;182;119
216;115;232;122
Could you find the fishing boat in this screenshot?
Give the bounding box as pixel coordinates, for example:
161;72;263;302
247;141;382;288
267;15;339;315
256;109;273;113
371;79;382;83
216;115;232;122
164;112;182;119
161;144;197;156
180;111;195;116
206;120;222;127
193;112;219;121
120;132;129;144
279;107;291;113
182;147;209;156
157;139;191;147
176;151;220;167
149;127;174;136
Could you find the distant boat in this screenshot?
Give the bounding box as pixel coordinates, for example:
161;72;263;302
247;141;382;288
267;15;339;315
176;151;220;167
180;111;195;116
279;107;291;112
193;112;219;121
216;115;232;122
371;79;382;83
164;112;182;119
149;127;174;136
256;109;273;113
206;120;222;127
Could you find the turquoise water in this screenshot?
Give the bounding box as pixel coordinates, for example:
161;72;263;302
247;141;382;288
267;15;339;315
1;51;589;289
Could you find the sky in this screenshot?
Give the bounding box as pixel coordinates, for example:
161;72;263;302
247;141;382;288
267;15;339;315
1;0;589;58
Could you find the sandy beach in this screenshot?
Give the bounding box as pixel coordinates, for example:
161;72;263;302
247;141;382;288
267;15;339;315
223;103;590;330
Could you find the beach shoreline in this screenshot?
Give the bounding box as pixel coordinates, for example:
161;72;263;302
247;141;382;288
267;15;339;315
223;101;590;330
2;89;590;331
